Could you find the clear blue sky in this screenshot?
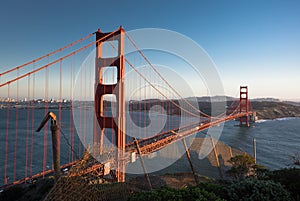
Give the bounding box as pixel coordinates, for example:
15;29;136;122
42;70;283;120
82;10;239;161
0;0;299;100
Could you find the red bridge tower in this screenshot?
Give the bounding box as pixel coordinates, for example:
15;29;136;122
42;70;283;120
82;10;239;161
239;86;250;126
94;27;126;182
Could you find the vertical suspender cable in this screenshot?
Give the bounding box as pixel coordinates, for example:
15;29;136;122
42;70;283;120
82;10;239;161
59;60;62;166
79;66;82;156
13;69;19;181
59;59;62;127
70;55;74;161
69;56;72;163
144;71;146;139
43;67;49;177
110;59;114;146
91;58;97;154
139;70;141;139
84;63;87;148
25;75;31;180
30;63;35;177
4;84;10;185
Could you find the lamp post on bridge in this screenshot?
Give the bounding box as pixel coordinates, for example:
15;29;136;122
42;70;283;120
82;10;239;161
36;112;61;181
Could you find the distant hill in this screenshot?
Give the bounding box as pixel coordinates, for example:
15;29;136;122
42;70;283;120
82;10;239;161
282;101;300;107
186;96;236;102
251;98;281;102
128;97;300;120
251;101;300;119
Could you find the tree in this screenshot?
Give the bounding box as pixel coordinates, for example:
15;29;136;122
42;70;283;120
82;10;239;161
267;168;300;201
127;186;225;201
227;154;266;181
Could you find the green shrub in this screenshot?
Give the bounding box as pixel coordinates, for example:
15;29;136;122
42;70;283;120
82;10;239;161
227;154;267;181
267;168;300;201
225;178;292;201
127;186;225;201
197;182;228;199
0;185;24;201
36;178;54;195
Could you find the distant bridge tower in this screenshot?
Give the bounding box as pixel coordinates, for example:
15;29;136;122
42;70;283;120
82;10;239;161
94;27;126;182
239;86;250;126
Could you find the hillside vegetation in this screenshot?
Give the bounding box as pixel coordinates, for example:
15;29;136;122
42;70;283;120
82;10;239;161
251;101;300;119
128;99;300;120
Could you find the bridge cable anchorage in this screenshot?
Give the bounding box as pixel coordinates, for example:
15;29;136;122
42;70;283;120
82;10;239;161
0;28;120;88
0;33;95;77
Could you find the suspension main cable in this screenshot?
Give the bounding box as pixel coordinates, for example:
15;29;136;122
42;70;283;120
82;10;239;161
125;57;203;118
0;33;95;77
228;102;241;116
105;38;204;118
0;28;120;88
125;32;218;119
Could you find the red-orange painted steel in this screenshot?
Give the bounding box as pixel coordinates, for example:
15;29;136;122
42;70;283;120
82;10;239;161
0;161;77;190
0;33;95;77
0;27;256;188
240;86;249;126
94;27;126;182
0;30;119;88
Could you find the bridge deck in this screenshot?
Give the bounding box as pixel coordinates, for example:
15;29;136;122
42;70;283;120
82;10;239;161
0;111;254;189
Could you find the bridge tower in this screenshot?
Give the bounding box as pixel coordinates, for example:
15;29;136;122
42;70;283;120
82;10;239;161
94;27;126;182
239;86;250;126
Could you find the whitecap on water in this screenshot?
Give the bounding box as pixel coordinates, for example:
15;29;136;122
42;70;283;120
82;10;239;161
275;117;298;121
256;119;269;123
256;117;299;123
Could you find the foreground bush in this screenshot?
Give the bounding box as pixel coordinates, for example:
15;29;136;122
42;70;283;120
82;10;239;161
0;185;24;201
197;182;228;199
267;168;300;201
225;178;292;201
127;186;225;201
227;154;267;180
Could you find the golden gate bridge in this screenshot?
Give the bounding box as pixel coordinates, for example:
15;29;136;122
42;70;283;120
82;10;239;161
0;27;255;189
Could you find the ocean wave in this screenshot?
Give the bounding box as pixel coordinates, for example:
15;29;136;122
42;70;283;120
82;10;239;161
255;119;270;123
256;117;299;123
274;117;300;121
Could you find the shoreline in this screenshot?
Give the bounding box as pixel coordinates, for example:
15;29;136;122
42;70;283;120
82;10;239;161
256;116;300;123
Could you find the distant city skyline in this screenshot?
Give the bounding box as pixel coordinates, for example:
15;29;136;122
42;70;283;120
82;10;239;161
0;0;299;100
